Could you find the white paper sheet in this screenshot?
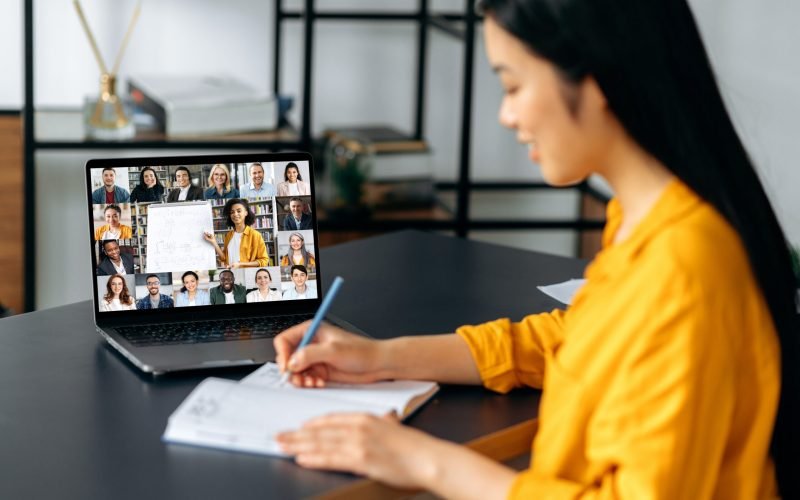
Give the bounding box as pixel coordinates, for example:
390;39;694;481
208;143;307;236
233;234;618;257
537;278;587;305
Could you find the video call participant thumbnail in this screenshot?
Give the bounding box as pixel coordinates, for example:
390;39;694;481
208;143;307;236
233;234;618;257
92;167;130;204
239;162;276;198
203;198;271;268
129;167;165;203
276;162;310;196
97;239;135;276
246;268;281;302
167;166;205;202
95;205;133;240
135;274;174;309
282;265;317;300
279;232;315;268
282;198;312;231
175;271;210;307
204;163;239;200
210;270;246;304
99;274;136;311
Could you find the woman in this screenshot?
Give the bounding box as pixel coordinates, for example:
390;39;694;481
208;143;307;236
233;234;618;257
246;268;281;302
279;232;315;269
99;274;136;311
174;271;210;307
204;163;239;200
273;1;799;498
203;198;270;268
129;167;165;203
94;205;133;240
276;162;310;196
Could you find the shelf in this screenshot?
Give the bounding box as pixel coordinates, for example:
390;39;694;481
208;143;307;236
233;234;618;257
33;109;302;150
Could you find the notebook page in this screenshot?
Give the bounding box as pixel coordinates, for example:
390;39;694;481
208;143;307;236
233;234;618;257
242;363;438;416
163;377;391;456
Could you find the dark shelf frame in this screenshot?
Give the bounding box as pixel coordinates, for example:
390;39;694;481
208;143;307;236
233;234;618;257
22;0;605;311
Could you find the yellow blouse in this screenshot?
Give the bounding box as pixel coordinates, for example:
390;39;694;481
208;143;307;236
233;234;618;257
220;226;271;267
457;180;780;499
94;224;133;240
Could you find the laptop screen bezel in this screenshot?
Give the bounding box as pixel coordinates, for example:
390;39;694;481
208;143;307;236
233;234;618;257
86;152;323;327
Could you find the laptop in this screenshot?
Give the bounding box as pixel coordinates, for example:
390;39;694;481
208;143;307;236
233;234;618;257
85;152;348;375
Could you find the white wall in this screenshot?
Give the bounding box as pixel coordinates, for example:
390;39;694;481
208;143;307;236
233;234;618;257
687;0;800;248
2;1;799;308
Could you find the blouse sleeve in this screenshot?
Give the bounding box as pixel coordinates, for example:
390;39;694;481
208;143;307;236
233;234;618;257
456;309;568;392
247;230;269;267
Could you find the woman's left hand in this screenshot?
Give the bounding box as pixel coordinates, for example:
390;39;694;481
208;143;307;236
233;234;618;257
276;412;439;490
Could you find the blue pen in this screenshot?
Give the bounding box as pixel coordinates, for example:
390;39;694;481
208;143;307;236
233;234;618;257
279;276;345;385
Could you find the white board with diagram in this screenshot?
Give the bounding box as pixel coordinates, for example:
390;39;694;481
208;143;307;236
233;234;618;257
145;202;217;272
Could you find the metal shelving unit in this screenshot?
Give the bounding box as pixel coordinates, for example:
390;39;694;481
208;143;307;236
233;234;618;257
22;0;604;311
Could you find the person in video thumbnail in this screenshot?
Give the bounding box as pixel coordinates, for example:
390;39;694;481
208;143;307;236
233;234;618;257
204;163;239;200
239;162;276;198
203;198;271;268
209;270;247;305
279;232;315;268
96;239;135;276
282;198;312;231
167;166;205;202
246;268;282;302
276;162;310;196
99;274;136;311
129;167;165;203
135;274;174;310
175;271;210;307
94;205;133;240
282;265;317;300
91;167;130;204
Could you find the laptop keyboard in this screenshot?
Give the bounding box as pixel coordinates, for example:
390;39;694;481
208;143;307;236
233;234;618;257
115;314;314;347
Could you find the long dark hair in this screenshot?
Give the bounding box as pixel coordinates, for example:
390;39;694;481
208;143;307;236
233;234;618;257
180;271;199;294
133;167;164;201
479;0;798;494
283;162;302;181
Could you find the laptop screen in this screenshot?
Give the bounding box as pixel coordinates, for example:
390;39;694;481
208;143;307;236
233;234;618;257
86;153;321;317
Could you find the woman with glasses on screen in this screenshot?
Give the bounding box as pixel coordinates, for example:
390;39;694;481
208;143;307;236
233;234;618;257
204;163;239;200
99;274;136;311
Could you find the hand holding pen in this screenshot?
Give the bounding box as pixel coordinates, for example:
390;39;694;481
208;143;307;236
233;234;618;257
274;277;387;387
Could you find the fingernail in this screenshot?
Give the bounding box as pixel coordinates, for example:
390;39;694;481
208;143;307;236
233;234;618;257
287;356;297;369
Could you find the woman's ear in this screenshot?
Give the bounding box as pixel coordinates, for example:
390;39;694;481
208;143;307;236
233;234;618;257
580;76;607;112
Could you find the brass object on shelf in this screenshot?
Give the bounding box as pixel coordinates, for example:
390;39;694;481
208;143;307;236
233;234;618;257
73;0;141;137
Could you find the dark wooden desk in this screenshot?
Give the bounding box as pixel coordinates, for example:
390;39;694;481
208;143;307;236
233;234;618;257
0;230;586;499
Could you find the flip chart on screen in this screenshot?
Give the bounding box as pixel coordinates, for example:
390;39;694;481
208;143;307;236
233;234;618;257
146;202;217;272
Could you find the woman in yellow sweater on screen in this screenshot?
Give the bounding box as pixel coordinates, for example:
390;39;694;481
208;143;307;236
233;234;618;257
273;0;799;498
203;198;270;268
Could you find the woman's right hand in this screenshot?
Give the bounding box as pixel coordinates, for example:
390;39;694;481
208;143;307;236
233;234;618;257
202;231;216;244
274;321;389;387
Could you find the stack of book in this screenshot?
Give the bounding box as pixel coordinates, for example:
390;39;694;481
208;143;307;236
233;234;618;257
128;74;279;137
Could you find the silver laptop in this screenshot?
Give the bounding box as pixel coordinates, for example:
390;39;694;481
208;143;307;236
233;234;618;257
86;152;344;375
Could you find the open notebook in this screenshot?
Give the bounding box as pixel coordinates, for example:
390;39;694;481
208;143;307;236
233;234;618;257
162;363;439;456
